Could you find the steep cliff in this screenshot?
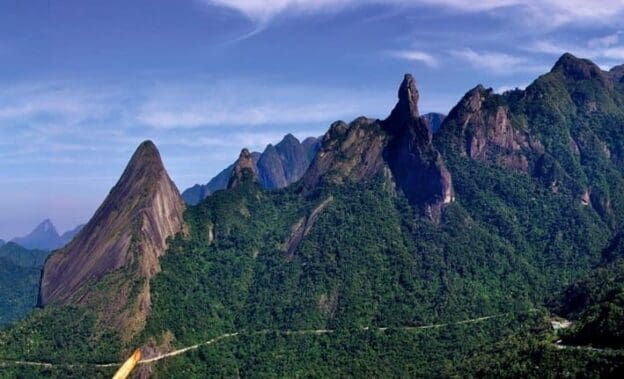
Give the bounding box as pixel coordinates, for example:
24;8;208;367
39;140;185;338
382;74;453;221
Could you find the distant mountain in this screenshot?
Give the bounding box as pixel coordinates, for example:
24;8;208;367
39;140;185;340
0;239;4;247
0;243;49;325
10;220;83;251
182;134;320;205
59;224;84;246
421;112;445;133
11;219;60;251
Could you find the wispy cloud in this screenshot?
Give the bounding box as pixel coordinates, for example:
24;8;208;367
450;48;547;75
199;0;624;27
388;50;438;67
136;79;391;129
529;34;624;66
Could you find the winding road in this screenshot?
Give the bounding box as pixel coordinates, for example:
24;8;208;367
0;311;529;370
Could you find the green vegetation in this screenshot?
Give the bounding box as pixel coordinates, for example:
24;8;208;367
3;56;624;376
0;243;49;325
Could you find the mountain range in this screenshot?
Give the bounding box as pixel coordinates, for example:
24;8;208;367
10;220;83;251
1;53;624;377
182;134;321;205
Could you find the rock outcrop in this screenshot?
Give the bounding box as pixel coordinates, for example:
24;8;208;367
302;117;388;192
39;140;185;338
301;74;453;221
382;74;454;221
228;148;259;188
442;84;543;172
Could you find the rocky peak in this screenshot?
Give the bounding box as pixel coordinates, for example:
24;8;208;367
11;219;61;251
228;148;259;188
397;73;420;118
39;140;185;339
551;53;608;85
302;118;387;193
380;74;454;221
39;219;55;233
279;133;300;147
383;74;426;134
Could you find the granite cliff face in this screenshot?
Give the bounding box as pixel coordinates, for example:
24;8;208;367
182;135;320;205
442;84;543;172
302;74;453;221
302;117;388;192
382;74;453;221
39;140;185;338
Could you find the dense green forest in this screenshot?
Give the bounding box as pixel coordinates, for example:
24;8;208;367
0;243;49;325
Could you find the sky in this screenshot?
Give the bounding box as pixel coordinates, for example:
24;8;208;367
1;0;624;239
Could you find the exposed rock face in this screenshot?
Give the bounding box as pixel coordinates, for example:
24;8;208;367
443;84;542;172
283;196;333;259
382;74;454;221
257;134;320;188
301;74;453;222
228;148;259;188
302;118;387;192
39;141;185;337
182;135;319;205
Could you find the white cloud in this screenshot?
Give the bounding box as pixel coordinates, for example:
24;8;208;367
588;31;621;49
199;0;624;26
529;37;624;65
389;50;438;67
450;48;546;75
136;79;392;129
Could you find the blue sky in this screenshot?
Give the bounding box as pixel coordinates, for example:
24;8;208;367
1;0;624;239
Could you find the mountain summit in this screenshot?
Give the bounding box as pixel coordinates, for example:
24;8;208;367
11;219;60;251
182;134;320;205
228;148;259;188
39;140;185;338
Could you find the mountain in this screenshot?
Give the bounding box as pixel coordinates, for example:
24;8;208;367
421;112;445;133
38;140;185;340
10;220;83;251
0;239;4;247
0;243;49;325
11;219;60;251
182;134;320;205
3;54;624;377
59;224;84;246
